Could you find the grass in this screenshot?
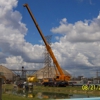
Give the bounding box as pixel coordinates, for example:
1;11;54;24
2;94;41;100
1;84;100;100
2;84;13;89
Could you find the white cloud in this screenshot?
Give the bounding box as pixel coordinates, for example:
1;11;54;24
73;53;93;66
0;0;100;78
39;40;43;44
6;56;23;64
51;18;73;34
2;56;43;70
0;0;18;18
97;12;100;19
60;18;67;24
50;13;100;77
55;36;60;40
51;16;100;43
0;0;45;70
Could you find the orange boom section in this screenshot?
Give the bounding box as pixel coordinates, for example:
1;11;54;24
23;4;71;83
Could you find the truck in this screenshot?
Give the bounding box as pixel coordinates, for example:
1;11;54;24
23;4;71;87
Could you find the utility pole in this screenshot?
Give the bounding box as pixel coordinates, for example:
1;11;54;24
0;77;2;100
96;70;98;78
96;70;100;84
0;72;6;100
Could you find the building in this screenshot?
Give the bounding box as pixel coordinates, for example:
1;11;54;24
32;66;71;80
0;65;15;81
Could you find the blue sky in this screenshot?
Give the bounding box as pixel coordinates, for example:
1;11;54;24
1;0;100;77
15;0;100;44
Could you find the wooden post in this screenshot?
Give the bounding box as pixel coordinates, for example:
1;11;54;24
0;78;2;100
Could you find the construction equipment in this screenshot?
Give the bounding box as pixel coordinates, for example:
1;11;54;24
27;75;38;83
23;4;71;87
27;75;38;89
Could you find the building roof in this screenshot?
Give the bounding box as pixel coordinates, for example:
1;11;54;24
32;66;71;79
0;65;15;80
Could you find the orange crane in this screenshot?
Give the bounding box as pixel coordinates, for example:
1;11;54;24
23;4;71;86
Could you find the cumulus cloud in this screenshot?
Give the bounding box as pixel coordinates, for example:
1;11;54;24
1;0;100;77
51;15;100;43
50;13;100;77
55;36;60;40
4;56;43;70
0;0;44;70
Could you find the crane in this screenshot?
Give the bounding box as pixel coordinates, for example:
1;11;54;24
23;4;71;86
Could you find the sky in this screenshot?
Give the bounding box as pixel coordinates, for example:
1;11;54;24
0;0;100;78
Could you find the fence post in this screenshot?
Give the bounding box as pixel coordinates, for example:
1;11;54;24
0;78;2;100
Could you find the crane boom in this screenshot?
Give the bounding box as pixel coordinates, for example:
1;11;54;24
23;4;71;81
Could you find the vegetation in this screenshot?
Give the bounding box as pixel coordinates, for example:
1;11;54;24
34;86;100;96
1;84;100;100
2;94;41;100
2;84;13;90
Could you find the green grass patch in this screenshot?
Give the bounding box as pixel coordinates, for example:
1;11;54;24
3;94;30;100
2;84;100;99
